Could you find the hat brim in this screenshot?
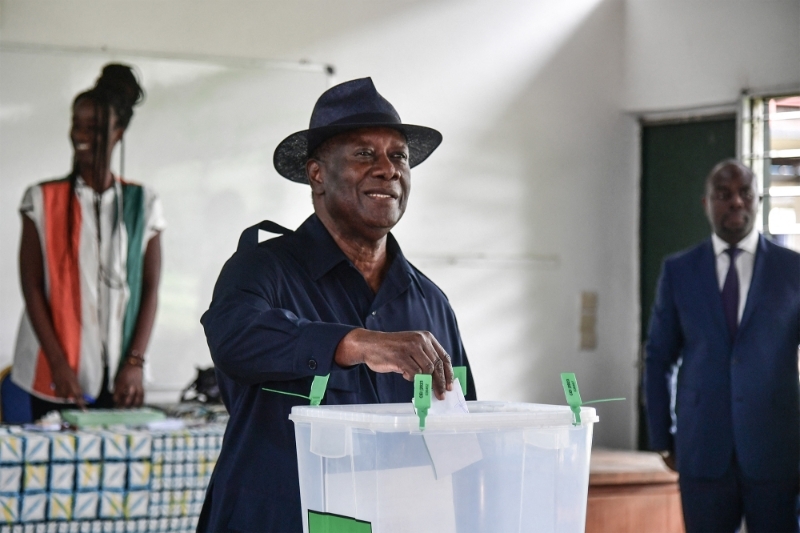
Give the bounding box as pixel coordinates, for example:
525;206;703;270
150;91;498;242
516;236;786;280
273;123;443;184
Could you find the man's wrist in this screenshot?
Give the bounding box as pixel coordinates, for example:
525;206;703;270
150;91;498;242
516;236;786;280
334;329;368;367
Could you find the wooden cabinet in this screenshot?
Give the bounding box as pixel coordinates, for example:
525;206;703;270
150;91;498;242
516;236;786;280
586;449;684;533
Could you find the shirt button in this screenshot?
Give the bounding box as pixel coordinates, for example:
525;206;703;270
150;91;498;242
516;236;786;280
308;359;317;370
371;311;377;316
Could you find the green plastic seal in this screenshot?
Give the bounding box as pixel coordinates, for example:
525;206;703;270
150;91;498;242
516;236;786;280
413;374;432;430
561;372;583;425
262;374;330;406
561;372;625;426
453;366;468;396
308;374;330;406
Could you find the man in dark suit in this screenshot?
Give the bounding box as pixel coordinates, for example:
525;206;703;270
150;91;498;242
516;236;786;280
646;159;800;532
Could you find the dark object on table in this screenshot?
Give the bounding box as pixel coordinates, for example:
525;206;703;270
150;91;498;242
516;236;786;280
0;366;33;423
149;402;229;424
181;366;221;404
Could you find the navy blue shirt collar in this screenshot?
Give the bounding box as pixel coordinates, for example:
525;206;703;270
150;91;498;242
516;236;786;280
292;215;423;303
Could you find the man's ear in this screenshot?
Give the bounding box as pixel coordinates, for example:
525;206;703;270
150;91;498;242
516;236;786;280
307;159;325;194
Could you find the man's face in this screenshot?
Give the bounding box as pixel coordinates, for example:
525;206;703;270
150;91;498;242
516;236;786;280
703;163;758;245
307;127;410;243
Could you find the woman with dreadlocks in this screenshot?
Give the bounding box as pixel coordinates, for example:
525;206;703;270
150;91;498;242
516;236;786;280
12;63;165;420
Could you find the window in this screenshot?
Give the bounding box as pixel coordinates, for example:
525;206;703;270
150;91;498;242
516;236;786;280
742;95;800;251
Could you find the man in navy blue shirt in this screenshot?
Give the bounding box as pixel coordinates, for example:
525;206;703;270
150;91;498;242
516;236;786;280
198;78;477;532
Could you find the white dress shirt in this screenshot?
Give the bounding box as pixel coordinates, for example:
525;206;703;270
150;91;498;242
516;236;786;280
710;228;759;322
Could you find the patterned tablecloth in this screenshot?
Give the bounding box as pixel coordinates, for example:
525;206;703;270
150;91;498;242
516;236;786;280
0;408;226;533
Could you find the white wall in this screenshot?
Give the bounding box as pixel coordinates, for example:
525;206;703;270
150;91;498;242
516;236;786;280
1;0;796;449
625;0;800;112
0;52;330;403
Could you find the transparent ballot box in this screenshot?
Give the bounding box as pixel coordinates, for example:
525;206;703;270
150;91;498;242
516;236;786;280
290;402;598;533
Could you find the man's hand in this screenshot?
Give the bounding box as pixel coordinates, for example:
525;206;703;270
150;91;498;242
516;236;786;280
114;364;144;408
335;329;454;399
49;358;87;409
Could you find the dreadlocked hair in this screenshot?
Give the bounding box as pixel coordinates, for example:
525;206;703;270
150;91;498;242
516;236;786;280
63;63;145;274
77;63;145;129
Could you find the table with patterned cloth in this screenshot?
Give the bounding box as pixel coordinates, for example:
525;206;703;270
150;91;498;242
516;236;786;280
0;413;225;533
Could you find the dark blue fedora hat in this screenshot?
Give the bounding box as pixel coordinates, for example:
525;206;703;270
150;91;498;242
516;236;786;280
273;77;443;184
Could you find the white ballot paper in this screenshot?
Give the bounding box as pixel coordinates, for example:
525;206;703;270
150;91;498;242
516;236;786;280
423;378;483;479
429;377;471;416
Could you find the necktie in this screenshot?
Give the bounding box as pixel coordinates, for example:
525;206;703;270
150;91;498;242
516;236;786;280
721;247;741;341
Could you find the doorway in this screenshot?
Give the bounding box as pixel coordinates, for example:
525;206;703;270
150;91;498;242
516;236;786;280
637;116;737;449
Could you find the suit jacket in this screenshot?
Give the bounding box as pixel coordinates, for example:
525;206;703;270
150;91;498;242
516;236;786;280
646;235;800;480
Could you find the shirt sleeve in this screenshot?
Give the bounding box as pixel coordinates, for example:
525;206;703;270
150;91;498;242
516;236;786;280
143;186;166;245
19;184;36;216
200;246;356;387
19;183;45;240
